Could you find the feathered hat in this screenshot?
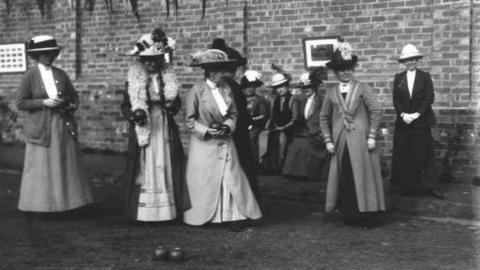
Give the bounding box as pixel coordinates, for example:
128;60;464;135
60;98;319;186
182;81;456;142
189;49;238;69
210;38;247;67
292;68;324;88
240;70;263;89
325;37;358;71
126;28;176;57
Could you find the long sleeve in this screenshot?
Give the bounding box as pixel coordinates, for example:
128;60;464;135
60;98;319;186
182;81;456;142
120;91;134;123
362;83;382;139
392;73;406;116
416;72;434;116
16;71;44;111
185;86;209;139
63;70;79;110
223;94;238;134
319;93;333;144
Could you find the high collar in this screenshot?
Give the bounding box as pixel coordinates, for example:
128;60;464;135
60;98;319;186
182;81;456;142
38;62;53;71
206;79;217;89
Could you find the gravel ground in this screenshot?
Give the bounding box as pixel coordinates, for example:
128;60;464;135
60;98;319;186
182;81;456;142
0;172;479;270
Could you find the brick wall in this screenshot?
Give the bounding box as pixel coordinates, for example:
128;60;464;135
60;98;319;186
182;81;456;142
0;0;478;182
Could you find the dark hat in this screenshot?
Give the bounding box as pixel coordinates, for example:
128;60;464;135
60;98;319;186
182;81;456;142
292;68;324;88
210;38;247;66
325;38;358;71
240;70;263;89
27;35;62;53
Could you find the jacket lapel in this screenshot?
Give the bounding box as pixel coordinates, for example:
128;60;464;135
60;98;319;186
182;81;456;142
397;71;410;101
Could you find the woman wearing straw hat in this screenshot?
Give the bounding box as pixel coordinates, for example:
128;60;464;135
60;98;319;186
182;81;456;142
319;38;385;228
261;69;300;174
184;49;262;231
283;69;329;182
121;28;190;222
391;43;445;199
16;35;92;212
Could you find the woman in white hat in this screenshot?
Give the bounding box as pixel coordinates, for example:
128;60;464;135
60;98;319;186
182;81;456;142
183;49;262;231
391;43;445;199
261;68;301;173
283;69;329;182
122;28;190;222
320;38;385;229
16;35;93;213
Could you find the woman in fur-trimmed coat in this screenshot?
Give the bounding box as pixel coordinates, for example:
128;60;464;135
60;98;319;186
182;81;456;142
121;30;190;222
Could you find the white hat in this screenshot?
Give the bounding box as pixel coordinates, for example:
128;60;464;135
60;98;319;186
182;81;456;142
27;35;62;53
126;33;176;57
398;43;423;61
268;73;289;87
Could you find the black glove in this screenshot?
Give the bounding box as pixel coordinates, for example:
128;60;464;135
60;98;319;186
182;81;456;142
132;109;147;125
220;124;231;135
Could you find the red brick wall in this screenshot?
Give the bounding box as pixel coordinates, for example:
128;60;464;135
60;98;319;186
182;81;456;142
0;0;478;182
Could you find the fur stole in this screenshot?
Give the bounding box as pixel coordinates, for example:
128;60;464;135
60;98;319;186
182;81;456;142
127;60;179;147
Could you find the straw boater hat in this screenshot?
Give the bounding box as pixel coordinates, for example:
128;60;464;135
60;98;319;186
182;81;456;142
125;28;176;57
398;43;423;62
325;38;358;71
27;35;62;53
189;49;238;69
240;70;263;89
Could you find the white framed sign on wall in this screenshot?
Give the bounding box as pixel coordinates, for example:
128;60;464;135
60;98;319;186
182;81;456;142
0;43;27;73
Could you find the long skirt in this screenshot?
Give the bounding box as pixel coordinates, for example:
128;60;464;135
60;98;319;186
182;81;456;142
391;127;437;194
134;106;177;222
18;113;93;212
337;145;382;222
282;136;329;181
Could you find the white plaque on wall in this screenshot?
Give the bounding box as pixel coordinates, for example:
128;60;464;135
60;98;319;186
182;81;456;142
0;43;27;73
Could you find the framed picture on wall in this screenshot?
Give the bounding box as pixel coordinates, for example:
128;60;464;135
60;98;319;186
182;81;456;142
302;36;339;68
0;43;27;73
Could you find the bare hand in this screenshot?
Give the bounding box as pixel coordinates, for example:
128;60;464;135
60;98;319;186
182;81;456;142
326;142;335;154
367;138;376;151
42;98;63;108
402;114;414;124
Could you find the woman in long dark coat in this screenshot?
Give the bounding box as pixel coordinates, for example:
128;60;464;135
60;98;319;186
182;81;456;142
319;39;385;228
391;44;445;199
121;29;190;222
16;35;92;212
283;71;329;181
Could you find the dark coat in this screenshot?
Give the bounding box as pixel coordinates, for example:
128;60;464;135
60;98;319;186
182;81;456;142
16;66;78;146
283;93;329;181
120;92;190;219
391;69;437;192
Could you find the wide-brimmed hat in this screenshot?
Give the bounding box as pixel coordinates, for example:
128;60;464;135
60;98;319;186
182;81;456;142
398;43;423;62
27;35;62;53
189;49;238;68
210;38;247;67
325;38;358;71
126;28;175;57
240;70;263;89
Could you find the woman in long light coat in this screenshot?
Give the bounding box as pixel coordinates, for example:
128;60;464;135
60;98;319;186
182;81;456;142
319;39;385;228
183;49;262;231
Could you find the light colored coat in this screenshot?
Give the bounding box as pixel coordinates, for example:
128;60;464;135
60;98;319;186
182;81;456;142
319;80;385;213
183;80;262;225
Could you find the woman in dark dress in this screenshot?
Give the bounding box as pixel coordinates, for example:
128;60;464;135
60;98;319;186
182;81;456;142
261;71;300;173
319;39;385;228
391;44;445;199
283;71;329;181
240;70;268;169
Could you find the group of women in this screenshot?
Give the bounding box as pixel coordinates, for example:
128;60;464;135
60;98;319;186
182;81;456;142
15;29;444;231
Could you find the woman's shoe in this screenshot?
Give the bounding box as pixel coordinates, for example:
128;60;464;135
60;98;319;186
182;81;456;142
229;221;244;232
